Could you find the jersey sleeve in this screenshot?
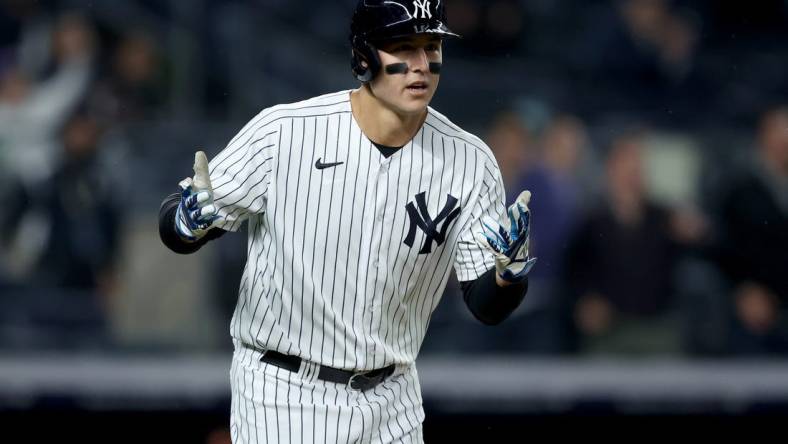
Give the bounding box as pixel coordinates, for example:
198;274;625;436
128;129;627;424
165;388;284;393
453;156;507;282
208;113;279;232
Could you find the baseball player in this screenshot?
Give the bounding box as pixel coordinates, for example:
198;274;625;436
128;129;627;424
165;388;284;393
159;1;537;442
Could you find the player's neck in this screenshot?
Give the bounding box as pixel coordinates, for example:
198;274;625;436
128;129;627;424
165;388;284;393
350;86;427;147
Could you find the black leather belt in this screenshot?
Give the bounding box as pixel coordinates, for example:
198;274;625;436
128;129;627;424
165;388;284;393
260;350;396;392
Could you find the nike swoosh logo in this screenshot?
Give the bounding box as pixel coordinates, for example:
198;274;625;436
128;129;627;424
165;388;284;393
315;158;344;170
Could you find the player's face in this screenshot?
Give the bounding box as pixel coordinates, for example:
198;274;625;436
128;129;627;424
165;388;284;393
370;35;443;116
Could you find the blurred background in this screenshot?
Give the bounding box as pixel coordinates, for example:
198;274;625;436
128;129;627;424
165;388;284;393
0;0;787;441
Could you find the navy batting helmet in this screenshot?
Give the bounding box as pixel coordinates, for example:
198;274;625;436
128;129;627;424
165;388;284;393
350;0;460;82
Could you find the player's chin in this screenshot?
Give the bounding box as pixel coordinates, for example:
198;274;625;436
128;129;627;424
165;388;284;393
397;101;430;116
400;88;435;109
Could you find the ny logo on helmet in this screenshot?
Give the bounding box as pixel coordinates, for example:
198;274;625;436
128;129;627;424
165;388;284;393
412;0;432;19
404;192;460;254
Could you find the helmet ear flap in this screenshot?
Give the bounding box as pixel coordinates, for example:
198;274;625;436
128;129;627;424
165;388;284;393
351;37;381;83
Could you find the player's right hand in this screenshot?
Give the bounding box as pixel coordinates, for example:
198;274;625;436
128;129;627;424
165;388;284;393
175;151;218;241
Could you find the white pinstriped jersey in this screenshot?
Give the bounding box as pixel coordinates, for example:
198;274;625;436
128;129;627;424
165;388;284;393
209;90;505;371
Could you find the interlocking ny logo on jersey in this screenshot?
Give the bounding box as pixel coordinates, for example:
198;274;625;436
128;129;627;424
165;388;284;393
404;192;460;254
412;0;432;19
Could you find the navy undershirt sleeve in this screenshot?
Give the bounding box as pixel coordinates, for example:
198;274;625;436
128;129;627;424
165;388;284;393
460;268;528;325
159;192;227;254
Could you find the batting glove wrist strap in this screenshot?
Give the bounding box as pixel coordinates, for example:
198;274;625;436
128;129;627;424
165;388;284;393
477;190;537;283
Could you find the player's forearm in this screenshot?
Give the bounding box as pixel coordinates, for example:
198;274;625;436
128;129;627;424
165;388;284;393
159;192;226;254
460;268;528;325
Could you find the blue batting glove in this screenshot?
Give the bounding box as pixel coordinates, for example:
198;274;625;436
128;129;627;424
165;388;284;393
477;190;537;283
175;151;218;241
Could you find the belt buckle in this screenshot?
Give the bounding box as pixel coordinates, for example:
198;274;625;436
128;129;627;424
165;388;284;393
348;371;381;391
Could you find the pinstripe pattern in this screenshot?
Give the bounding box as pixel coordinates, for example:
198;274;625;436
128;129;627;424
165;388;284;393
231;342;424;444
212;90;506;442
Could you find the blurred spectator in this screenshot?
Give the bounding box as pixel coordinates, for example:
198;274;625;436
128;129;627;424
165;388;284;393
528;114;596;279
0;0;53;78
88;29;166;125
1;110;122;348
564;128;693;356
713;106;788;355
0;12;94;187
485;110;536;202
576;0;706;125
47;111;122;292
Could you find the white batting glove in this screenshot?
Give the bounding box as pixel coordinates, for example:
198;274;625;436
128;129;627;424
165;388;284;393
477;190;538;283
175;151;218;241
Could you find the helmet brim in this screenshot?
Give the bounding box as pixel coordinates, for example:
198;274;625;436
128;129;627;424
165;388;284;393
366;21;461;43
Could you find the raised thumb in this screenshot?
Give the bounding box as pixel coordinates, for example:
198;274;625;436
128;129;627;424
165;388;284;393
192;150;212;191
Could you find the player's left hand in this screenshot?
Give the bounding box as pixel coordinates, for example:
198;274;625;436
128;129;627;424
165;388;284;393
477;190;537;283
